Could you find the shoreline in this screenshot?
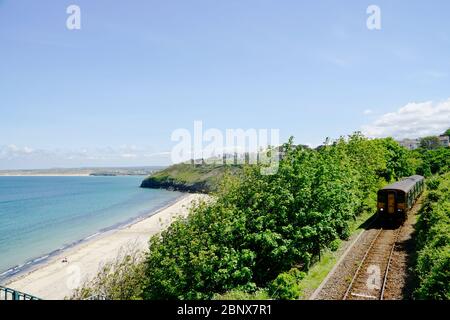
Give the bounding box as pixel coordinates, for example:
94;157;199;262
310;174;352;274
0;193;187;282
0;174;151;177
4;193;206;300
0;174;92;177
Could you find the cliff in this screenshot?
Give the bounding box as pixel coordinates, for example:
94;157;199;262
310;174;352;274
140;163;241;193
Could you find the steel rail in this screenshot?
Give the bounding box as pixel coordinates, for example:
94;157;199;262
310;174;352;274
380;224;403;300
342;227;383;300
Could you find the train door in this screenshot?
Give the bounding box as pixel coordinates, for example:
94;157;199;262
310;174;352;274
388;192;396;214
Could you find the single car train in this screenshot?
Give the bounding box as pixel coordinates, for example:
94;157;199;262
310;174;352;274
377;175;425;219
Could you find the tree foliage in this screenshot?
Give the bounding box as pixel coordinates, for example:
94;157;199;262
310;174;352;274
73;133;448;300
141;134;413;299
415;173;450;300
410;147;450;177
420;136;441;150
443;128;450;137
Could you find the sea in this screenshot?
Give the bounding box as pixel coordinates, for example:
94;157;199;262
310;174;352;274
0;176;183;283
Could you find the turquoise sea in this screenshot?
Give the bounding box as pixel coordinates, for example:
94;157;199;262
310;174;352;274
0;176;183;282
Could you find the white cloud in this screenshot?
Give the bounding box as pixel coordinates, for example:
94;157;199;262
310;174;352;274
0;145;171;169
363;109;373;115
362;99;450;139
0;145;40;158
120;153;138;159
23;146;34;154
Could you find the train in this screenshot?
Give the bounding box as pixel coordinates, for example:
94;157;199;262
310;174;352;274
377;175;425;219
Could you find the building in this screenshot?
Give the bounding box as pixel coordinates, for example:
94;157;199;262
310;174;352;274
439;135;450;147
398;138;420;150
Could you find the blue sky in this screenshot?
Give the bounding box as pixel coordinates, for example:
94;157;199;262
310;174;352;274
1;0;450;169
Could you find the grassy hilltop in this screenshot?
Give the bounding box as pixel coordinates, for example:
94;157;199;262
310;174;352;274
140;163;242;193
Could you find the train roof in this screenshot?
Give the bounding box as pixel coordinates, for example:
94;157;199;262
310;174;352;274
380;175;424;193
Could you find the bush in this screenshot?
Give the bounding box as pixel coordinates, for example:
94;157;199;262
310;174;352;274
70;245;145;300
329;239;341;252
426;178;441;191
213;288;270;300
415;172;450;300
268;268;305;300
411;148;450;177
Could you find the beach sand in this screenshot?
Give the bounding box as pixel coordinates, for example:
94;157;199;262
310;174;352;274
6;193;206;300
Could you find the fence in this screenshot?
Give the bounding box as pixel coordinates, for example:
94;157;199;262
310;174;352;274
0;286;41;300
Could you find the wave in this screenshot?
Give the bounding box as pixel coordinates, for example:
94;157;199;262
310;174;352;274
0;268;14;277
84;232;100;241
32;255;49;263
0;189;185;284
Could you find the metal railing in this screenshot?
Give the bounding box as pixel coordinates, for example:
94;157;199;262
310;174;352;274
0;286;41;300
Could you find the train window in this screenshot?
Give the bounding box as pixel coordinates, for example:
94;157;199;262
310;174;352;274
378;192;386;202
397;192;405;202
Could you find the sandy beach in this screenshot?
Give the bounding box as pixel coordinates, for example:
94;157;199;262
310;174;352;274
5;193;206;300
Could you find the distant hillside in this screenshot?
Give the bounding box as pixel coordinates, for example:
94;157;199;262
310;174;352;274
140;163;242;193
0;166;163;176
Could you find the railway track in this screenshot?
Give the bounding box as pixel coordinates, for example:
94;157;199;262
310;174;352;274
343;223;403;300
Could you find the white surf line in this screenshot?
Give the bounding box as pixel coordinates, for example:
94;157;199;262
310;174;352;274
84;232;101;241
0;269;14;277
309;228;366;300
32;255;49;263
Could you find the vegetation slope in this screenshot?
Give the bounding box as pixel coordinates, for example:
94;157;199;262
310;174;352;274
140;163;242;193
414;172;450;299
73;130;449;300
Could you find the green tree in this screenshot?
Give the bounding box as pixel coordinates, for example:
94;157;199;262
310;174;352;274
413;148;450;176
420;136;441;150
141;133;416;300
75;133;450;300
380;138;414;181
443;128;450;137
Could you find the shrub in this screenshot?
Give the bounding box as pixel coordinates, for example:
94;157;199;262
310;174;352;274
213;288;270;300
426;178;440;191
268;268;305;300
415;173;450;300
69;244;145;300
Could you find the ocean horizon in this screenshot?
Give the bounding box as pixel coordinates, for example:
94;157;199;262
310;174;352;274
0;176;183;282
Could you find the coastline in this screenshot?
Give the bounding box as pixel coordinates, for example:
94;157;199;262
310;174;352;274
4;193;206;300
0;174;91;177
0;192;187;282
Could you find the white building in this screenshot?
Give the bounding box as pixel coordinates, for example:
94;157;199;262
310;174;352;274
398;138;420;150
439;135;450;147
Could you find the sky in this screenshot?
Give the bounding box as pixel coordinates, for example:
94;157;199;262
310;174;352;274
1;0;450;169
